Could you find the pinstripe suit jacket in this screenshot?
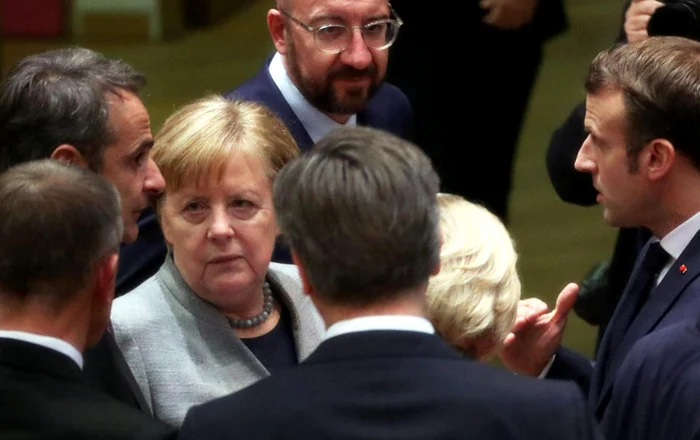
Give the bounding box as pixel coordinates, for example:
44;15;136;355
110;256;325;427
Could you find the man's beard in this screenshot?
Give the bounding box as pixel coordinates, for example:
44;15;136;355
286;42;381;115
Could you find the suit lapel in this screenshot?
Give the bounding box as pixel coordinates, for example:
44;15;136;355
266;264;324;362
589;243;649;406
595;229;700;416
251;64;314;151
101;329;153;414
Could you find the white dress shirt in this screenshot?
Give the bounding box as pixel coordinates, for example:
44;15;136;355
655;209;700;285
268;52;356;143
0;329;83;369
325;315;435;341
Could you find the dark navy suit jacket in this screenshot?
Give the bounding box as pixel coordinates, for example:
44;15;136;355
0;338;175;440
179;330;601;440
548;228;700;423
602;318;700;440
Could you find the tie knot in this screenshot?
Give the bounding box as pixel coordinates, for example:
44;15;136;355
643;241;670;274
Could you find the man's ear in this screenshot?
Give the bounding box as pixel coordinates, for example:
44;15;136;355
644;138;675;181
51;144;89;167
291;251;315;297
267;8;288;54
94;253;119;307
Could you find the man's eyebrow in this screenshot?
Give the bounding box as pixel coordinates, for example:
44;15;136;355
309;13;343;23
310;12;390;24
131;138;154;155
365;12;391;21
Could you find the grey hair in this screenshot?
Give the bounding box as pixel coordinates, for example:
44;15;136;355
273;126;441;305
0;159;123;300
0;47;145;173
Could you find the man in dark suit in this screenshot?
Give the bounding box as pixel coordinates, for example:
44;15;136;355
120;0;414;269
501;37;700;429
227;0;413;153
0;160;175;439
603;318;700;440
545;0;663;351
0;47;165;413
387;0;567;222
179;126;601;440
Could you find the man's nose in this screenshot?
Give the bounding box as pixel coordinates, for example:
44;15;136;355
340;28;372;70
144;158;165;195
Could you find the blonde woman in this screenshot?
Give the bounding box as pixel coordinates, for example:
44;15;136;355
110;95;324;427
427;193;521;360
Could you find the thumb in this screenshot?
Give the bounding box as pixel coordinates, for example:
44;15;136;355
549;282;579;323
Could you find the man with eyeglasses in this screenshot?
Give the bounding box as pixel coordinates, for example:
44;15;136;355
224;0;413;264
225;0;412;153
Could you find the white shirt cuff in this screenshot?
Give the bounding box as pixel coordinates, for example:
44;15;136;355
538;354;556;379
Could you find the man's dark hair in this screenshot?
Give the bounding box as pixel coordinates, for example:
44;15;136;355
273;126;441;306
0;47;145;173
0;159;122;302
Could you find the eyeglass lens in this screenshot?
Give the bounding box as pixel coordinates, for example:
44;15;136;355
315;21;399;52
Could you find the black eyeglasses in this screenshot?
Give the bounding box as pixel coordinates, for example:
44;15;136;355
279;8;403;54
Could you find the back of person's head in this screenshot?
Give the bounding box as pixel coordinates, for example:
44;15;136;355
151;94;298;214
585;36;700;169
0;47;145;173
273;126;440;306
0;159;122;306
426;193;521;360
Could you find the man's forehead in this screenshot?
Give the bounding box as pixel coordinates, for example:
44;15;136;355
297;0;389;16
586;89;624;115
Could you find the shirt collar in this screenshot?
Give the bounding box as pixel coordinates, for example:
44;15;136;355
0;330;83;369
659;209;700;260
268;52;356;143
324;315;435;341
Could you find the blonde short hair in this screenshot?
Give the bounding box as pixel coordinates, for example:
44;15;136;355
152;95;299;211
426;193;521;358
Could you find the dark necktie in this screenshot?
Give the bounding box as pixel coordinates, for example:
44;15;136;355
632;241;670;319
612;241;670;348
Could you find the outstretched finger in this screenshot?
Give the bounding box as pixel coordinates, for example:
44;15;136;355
548;282;579;324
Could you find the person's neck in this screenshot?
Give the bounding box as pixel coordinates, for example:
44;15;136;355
314;285;428;328
0;295;89;353
219;281;267;321
647;168;700;238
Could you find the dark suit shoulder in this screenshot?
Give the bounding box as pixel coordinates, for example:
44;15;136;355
225;69;271;102
0;365;175;440
361;82;414;140
183;353;595;440
603;320;700;440
623;319;700;373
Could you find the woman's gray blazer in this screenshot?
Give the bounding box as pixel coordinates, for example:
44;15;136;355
110;256;325;427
